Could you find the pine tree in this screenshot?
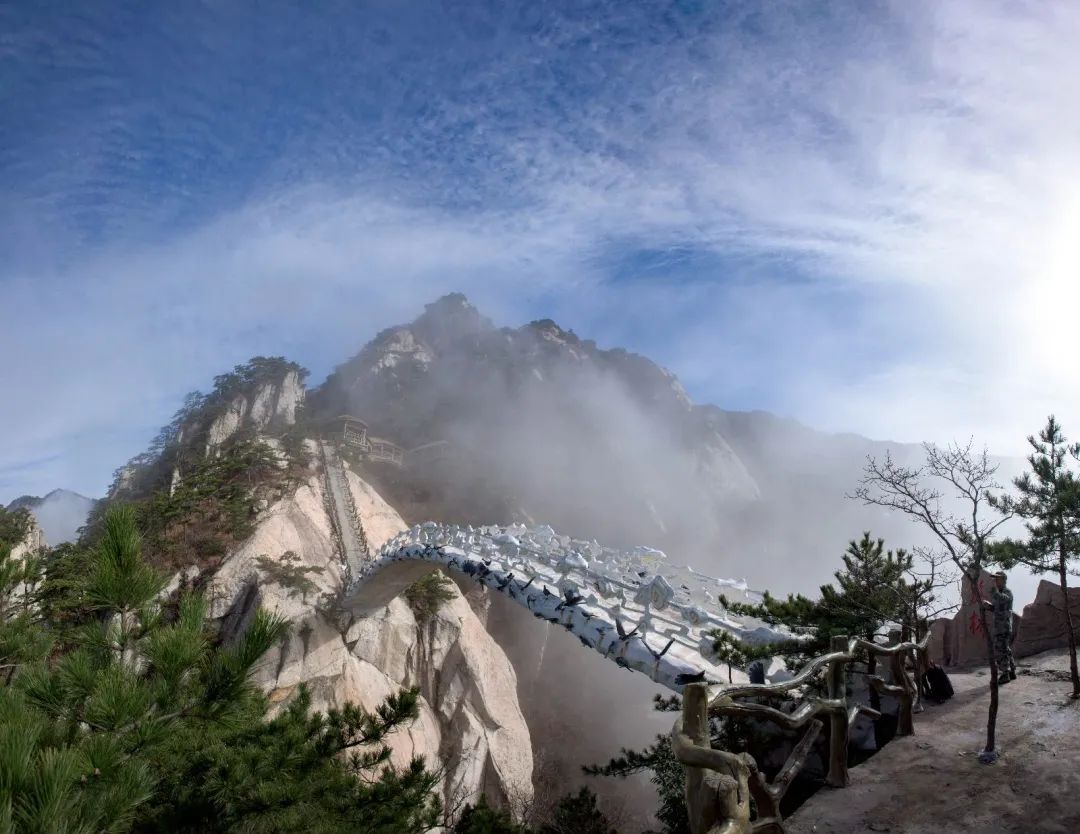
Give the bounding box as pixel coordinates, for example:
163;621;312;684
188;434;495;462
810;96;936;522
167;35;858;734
404;570;457;625
990;416;1080;698
0;541;52;686
539;787;616;834
585;695;691;834
142;685;440;833
715;533;943;669
0;506;442;833
819;533;913;640
453;795;529;833
710;630;747;683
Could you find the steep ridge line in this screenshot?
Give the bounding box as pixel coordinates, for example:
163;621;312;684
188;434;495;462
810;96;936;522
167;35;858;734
343;521;795;693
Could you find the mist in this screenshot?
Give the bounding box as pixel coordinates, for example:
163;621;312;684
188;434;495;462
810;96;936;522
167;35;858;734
316;295;1032;610
5;489;96;547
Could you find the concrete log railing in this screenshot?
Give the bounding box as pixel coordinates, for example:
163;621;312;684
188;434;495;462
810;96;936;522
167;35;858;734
341;520;802;692
673;633;931;834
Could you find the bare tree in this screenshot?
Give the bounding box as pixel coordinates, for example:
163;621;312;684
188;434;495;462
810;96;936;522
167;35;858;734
904;546;960;640
852;440;1013;761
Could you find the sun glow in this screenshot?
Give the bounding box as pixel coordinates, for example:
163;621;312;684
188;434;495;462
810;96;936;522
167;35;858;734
1022;195;1080;368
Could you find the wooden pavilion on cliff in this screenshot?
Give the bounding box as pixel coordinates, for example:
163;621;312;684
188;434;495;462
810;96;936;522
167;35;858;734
323;415;405;466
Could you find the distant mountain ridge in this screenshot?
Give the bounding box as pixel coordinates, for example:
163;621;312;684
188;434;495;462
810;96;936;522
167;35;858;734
5;488;97;546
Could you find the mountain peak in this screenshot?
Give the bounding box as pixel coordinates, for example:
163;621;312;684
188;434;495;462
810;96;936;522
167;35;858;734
412;292;493;349
43;487;93;502
423;292;474;314
5;488;97;546
525;318;582;348
6;488;92;510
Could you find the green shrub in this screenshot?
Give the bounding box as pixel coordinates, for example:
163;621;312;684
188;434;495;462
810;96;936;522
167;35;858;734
539;787;616;834
0;506;31;551
255;551;324;603
404;571;456;625
453;796;528;834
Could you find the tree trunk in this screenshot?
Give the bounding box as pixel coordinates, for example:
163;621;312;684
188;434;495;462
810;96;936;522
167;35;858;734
825;634;850;787
890;648;915;736
981;615;999;754
969;572;998;755
1057;541;1080;698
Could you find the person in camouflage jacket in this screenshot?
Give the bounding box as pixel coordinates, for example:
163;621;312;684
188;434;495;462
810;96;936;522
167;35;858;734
982;571;1017;684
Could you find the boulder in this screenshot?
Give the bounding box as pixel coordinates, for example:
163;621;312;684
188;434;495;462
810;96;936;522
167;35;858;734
940;570;999;667
1013;579;1080;659
926;617;950;666
935;571;1042;667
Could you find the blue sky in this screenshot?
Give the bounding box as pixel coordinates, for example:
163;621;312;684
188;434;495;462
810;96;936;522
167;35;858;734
2;0;1079;499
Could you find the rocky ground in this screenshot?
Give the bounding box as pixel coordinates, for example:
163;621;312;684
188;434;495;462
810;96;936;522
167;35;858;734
787;648;1080;834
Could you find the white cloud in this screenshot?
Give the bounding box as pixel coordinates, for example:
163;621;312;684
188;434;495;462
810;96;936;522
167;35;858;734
3;0;1079;498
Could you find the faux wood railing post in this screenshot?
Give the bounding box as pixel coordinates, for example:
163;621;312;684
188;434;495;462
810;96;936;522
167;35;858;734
885;630;911;734
885;630;914;736
825;634;850;787
913;642;929;712
677;683;751;834
682;683;714;833
890;649;915;736
672;635;922;829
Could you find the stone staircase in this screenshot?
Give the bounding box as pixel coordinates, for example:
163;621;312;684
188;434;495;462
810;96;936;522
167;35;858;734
319;441;369;579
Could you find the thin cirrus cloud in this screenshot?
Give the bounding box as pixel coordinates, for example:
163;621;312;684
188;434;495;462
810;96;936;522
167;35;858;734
1;0;1077;498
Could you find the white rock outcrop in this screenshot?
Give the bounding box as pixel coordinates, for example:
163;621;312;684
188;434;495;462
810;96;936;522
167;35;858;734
205;370;305;455
372;329;434;372
204;468;533;812
9;514;46;559
6;516;46;603
206;396;249;453
249;369;304;428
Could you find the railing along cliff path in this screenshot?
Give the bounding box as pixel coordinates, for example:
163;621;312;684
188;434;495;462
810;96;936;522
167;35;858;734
673;633;932;834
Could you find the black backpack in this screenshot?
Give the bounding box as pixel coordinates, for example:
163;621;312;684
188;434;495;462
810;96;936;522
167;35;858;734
921;664;954;702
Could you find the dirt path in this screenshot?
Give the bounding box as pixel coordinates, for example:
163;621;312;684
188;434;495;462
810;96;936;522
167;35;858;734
787;648;1080;834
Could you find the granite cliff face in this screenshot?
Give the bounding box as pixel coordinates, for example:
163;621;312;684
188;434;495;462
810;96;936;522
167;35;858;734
185;445;533;813
91;356;535;815
204;367;305;454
